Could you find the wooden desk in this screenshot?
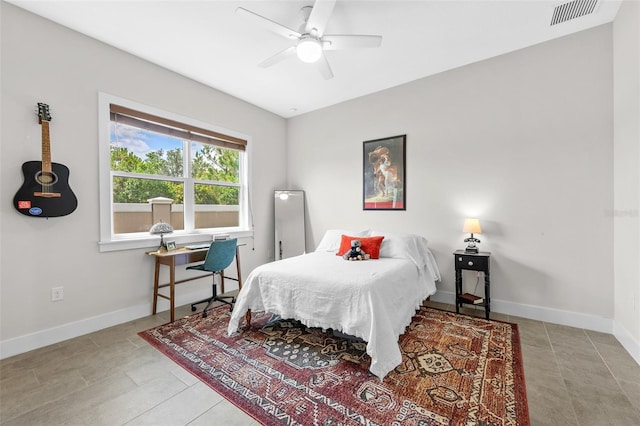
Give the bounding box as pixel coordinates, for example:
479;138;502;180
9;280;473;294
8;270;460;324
148;245;242;322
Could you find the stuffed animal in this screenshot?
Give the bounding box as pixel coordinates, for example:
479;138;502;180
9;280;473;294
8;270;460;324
343;239;370;261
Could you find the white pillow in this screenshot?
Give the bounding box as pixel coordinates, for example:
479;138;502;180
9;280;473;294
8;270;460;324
371;231;441;282
315;229;371;253
370;231;428;259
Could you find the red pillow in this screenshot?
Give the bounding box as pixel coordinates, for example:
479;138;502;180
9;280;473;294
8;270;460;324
337;235;385;259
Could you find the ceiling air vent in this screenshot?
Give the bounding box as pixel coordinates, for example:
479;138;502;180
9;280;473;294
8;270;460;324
551;0;599;26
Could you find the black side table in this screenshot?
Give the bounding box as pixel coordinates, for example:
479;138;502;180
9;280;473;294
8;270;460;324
454;250;491;319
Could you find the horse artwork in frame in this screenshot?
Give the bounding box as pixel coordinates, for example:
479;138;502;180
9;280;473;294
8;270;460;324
363;135;406;210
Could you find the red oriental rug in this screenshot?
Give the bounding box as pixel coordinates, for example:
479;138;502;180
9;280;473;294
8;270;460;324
139;306;529;425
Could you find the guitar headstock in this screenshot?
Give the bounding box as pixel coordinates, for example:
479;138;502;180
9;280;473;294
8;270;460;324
37;102;51;124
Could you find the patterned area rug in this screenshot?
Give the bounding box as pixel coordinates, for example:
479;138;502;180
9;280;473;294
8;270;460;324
139;306;529;425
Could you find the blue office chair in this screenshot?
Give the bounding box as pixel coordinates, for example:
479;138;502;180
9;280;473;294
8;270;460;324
187;238;238;317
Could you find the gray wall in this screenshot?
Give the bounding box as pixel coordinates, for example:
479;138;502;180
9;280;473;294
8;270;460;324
288;25;615;330
1;3;286;356
613;0;640;361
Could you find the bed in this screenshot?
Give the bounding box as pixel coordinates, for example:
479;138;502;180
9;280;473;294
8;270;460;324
227;229;441;380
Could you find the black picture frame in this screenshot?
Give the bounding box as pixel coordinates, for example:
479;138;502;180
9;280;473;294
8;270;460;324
363;135;406;210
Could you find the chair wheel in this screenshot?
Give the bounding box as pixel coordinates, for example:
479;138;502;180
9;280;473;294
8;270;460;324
202;311;208;318
191;306;196;312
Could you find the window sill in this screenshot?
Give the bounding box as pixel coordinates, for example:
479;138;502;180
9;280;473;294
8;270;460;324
98;230;254;252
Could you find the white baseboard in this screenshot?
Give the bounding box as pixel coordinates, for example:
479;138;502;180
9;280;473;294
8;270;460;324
2;289;632;362
613;321;640;366
0;304;150;360
430;291;614;333
0;288;212;360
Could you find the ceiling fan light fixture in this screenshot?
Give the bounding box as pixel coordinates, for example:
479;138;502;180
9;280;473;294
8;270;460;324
296;37;322;63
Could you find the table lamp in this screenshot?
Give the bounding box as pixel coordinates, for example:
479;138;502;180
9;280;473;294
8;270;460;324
463;218;482;253
150;220;174;252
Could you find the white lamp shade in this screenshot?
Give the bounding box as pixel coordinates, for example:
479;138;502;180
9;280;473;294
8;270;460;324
463;218;482;234
150;221;174;235
296;38;322;63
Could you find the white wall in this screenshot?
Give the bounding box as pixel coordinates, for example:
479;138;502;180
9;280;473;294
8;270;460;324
613;0;640;364
288;25;615;332
0;3;287;358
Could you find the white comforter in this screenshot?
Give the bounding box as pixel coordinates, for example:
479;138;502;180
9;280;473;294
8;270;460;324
227;244;439;380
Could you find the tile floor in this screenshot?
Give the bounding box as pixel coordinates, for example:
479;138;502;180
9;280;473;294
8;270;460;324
1;299;639;426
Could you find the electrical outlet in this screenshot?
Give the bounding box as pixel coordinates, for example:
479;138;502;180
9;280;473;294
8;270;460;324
51;286;64;301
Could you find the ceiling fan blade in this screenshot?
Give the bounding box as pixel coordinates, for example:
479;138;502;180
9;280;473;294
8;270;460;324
316;52;334;80
258;46;297;68
236;7;301;40
323;35;383;50
305;0;336;36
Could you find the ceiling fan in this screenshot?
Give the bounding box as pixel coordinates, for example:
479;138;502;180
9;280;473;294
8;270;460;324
236;0;382;80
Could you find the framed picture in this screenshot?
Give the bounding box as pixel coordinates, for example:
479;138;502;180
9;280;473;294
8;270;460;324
363;135;406;210
166;241;176;250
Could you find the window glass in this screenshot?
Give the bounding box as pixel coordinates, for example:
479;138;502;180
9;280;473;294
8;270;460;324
111;123;184;178
112;177;185;233
194;183;239;229
192;142;240;229
191;142;239;183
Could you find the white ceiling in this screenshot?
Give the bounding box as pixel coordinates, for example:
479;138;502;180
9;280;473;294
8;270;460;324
9;0;622;118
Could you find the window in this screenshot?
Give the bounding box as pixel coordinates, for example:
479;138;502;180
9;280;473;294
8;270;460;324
98;94;251;252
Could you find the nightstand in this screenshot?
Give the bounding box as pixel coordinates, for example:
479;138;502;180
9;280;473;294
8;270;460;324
453;250;491;319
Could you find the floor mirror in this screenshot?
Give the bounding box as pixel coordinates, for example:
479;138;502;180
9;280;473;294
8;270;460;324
274;190;305;260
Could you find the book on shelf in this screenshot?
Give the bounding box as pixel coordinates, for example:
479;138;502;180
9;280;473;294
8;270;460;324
460;292;484;305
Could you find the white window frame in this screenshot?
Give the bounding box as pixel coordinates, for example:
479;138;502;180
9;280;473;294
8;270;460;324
98;93;252;252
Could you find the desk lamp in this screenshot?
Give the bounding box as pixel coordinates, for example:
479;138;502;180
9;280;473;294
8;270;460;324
150;220;174;252
463;218;482;253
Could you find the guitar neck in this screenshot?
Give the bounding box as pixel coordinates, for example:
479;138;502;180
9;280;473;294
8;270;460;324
41;120;52;173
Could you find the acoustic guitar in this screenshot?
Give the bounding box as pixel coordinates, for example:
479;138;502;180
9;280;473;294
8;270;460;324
13;103;78;218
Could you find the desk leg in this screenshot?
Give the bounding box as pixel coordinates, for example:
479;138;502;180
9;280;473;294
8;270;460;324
152;259;160;315
169;260;176;322
235;246;243;289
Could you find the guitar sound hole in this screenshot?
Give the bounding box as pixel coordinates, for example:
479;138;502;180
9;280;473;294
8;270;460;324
35;171;58;186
